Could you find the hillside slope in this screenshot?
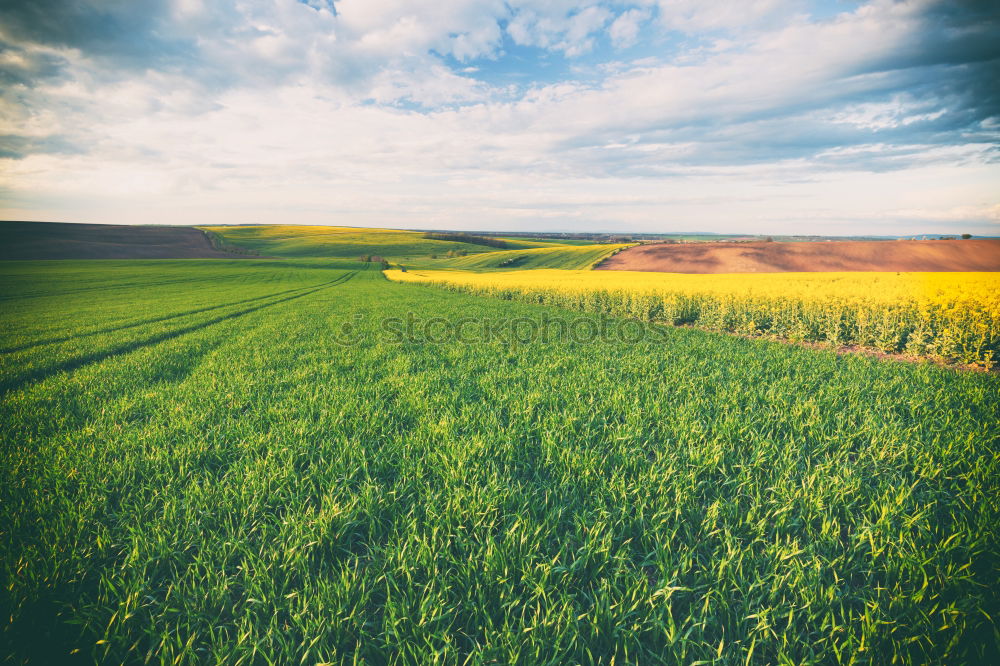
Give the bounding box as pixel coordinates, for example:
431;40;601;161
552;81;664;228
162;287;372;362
199;225;550;261
597;239;1000;273
0;221;243;260
410;243;631;271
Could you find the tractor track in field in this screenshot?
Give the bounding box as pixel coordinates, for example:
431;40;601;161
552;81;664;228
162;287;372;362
1;264;347;302
1;274;355;355
0;270;360;397
0;275;238;302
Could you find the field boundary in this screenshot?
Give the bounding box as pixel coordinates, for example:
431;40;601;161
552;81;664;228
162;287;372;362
589;243;635;269
669;322;997;372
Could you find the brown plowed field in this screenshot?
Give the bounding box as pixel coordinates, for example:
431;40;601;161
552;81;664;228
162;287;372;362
0;221;248;260
596;240;1000;273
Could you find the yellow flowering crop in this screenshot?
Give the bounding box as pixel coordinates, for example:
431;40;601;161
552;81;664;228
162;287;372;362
386;269;1000;367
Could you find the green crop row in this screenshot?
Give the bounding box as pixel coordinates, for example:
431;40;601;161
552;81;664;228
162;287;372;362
1;260;997;664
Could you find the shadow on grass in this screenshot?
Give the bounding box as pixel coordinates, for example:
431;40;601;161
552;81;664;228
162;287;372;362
1;277;351;355
0;271;358;397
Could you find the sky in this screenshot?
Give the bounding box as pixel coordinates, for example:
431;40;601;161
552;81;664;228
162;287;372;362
0;0;998;236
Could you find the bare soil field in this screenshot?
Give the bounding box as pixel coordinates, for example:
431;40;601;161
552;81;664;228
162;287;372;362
597;239;1000;273
0;221;246;260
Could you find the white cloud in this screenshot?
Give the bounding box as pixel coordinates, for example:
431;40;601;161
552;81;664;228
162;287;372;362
655;0;800;33
332;0;508;61
506;3;614;56
0;0;997;235
891;203;1000;223
609;8;650;48
829;97;948;130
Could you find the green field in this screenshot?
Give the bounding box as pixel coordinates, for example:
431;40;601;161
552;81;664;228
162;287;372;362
198;225;559;262
408;243;631;271
199;225;629;271
2;258;998;664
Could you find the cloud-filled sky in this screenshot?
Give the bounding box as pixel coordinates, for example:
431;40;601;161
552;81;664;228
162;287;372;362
1;0;998;235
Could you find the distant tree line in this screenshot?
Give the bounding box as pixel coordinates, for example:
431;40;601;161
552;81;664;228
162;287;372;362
202;230;260;256
359;255;390;269
909;234;974;240
423;232;510;249
429;249;470;259
498;255;525;267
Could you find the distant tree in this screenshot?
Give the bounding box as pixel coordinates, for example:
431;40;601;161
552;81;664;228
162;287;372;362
423;232;509;249
961;233;972;239
764;236;774;242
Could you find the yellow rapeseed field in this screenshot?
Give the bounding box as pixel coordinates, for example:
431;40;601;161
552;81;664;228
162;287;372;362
386;269;1000;367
